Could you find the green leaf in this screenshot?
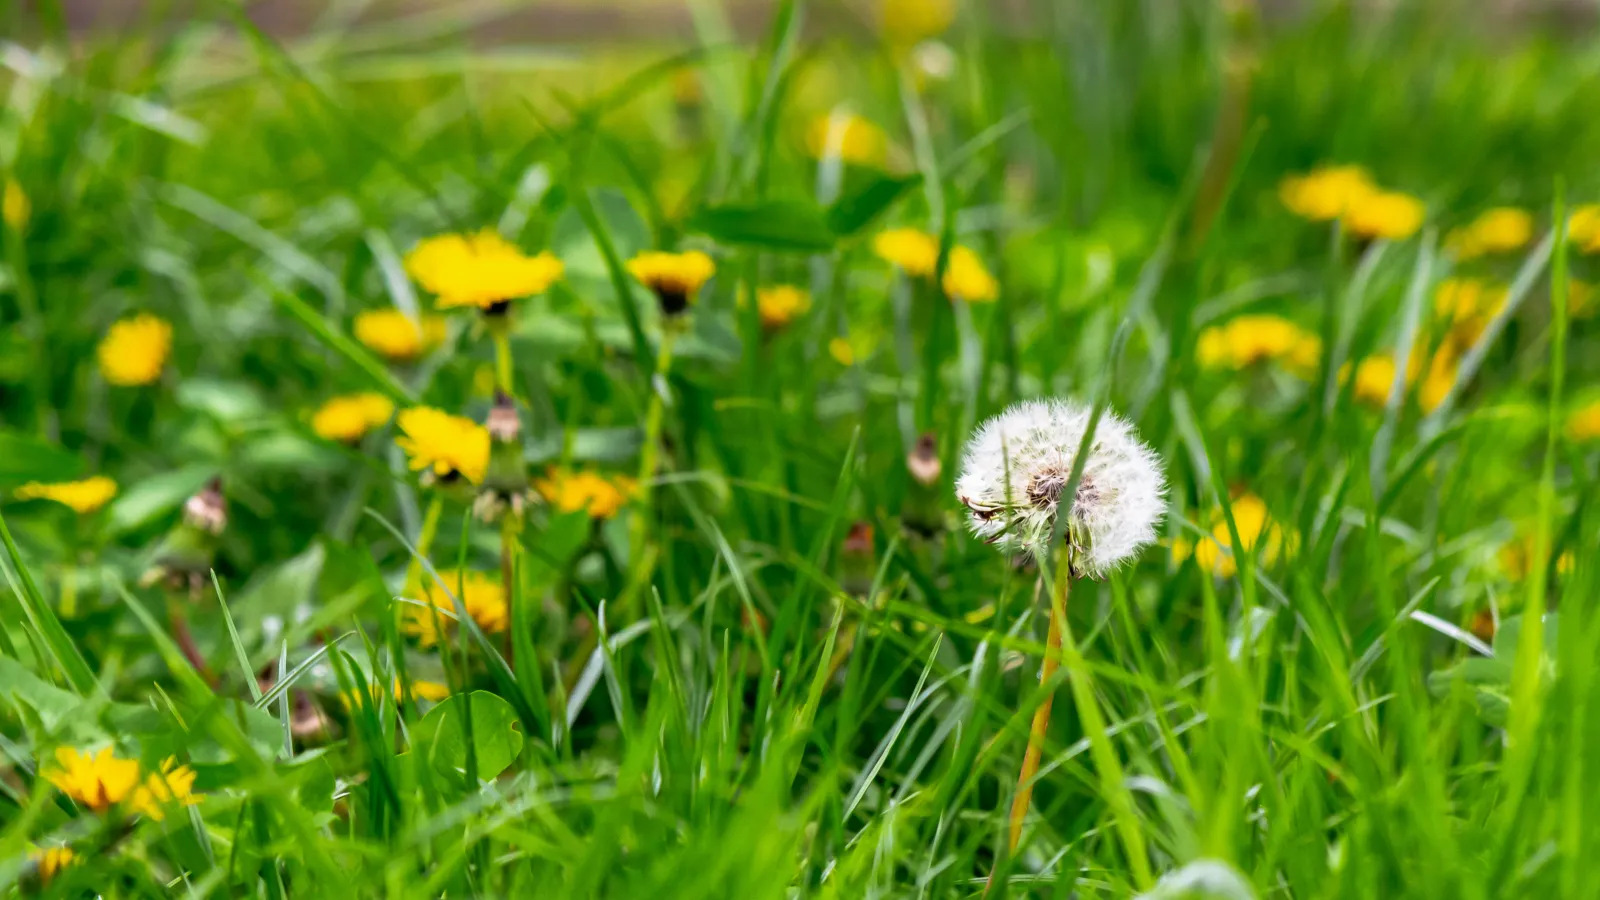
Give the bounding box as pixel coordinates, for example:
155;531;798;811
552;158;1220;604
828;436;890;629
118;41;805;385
687;200;836;252
825;173;921;238
411;690;524;787
0;656;80;729
107;464;217;536
0;432;81;487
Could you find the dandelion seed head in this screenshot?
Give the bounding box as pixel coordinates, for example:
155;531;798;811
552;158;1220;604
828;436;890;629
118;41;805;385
955;398;1165;576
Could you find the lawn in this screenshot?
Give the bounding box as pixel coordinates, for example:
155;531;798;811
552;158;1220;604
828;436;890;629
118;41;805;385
2;0;1600;897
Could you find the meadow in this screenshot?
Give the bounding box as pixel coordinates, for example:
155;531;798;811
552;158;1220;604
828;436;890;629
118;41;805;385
3;0;1600;896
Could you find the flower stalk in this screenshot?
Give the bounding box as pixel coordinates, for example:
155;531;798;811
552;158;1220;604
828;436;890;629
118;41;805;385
1006;545;1071;852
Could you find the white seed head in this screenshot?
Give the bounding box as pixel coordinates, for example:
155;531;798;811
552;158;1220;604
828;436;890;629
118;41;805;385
955;398;1166;577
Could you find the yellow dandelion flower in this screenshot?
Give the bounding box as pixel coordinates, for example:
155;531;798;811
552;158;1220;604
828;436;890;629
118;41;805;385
1500;533;1574;581
1434;278;1506;350
131;757;201;821
881;0;955;44
805;113;888;167
829;336;856;366
341;678;452;710
1568;205;1600;254
750;284;811;331
941;245;999;303
29;847;75;885
14;476;117;514
1569;399;1600;442
1346;190;1425;241
3;178;29;231
1570;280;1597;320
873;228;939;277
1278;165;1375;221
395;407;490;485
627;250;716;316
1349;349;1454;413
354;309;448;362
311;393;395;444
404;230;563;311
1195;315;1321;375
1172;493;1279;577
536;468;638;520
97;314;172;386
46;746;141;812
403;570;508;647
1448;207;1533;259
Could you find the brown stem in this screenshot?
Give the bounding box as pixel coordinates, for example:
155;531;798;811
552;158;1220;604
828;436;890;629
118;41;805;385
1001;551;1072;873
169;598;216;687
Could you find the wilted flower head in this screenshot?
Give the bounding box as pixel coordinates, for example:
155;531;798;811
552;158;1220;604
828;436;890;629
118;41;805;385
404;230;563;312
955;398;1165;577
15;477;117;514
354;309;448;362
805;112;888;167
311;393;395;444
941;245;998;303
627;250;716;316
46;746;140;812
395;407;490;485
98;313;172;386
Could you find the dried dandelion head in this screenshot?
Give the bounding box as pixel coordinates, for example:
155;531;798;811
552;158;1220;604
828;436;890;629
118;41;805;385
955;398;1165;577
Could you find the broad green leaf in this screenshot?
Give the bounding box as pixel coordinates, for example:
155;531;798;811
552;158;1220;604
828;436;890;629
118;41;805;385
411;690;524;787
687;200;836;252
0;432;81;487
107;464;217;535
825;173;921;238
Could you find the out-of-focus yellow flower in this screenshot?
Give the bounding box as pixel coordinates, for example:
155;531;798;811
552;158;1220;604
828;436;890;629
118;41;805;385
1569;398;1600;442
354;309;447;362
536;467;637;519
3;178;29;231
1434;278;1507;350
1568;205;1600;254
46;747;140;813
805;113;887;167
131;757;201;821
98;314;172;386
1278;165;1375;221
15;477;117;514
395;407;490;485
404;230;563;311
29;847;75;885
829;336;856;366
881;0;955;45
1500;533;1574;581
1196;315;1321;375
941;245;999;303
1447;207;1533;259
1171;492;1279;577
1570;280;1597;320
404;570;508;646
1349;348;1454;413
627;250;716;316
1346;191;1425;241
342;678;452;710
873;228;939;277
746;284;811;331
312;393;395;444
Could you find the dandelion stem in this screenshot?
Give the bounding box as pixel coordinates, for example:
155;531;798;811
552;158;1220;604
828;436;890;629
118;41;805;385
1005;553;1070;854
492;328;515;395
629;329;677;574
406;494;444;590
500;514;517;662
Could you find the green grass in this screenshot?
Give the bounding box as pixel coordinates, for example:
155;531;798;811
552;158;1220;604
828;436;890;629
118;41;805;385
3;0;1600;896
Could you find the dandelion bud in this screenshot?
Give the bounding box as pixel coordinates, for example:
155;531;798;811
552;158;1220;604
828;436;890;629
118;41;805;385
142;478;227;593
840;521;875;597
956;398;1165;578
476;392;531;524
902;432;946;538
907;432;942;486
184;479;228;535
